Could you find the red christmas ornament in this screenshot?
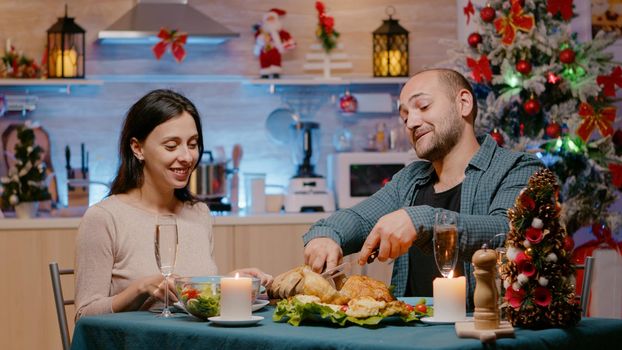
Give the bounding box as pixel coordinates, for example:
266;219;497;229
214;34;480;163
480;6;496;23
559;48;576;64
547;71;562;84
516;59;532;75
524;98;540;115
545;121;562;138
468;32;482;48
490;128;504;146
339;91;358;114
613;129;622;147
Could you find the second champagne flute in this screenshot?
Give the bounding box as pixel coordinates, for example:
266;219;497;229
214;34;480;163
433;209;459;278
155;214;179;318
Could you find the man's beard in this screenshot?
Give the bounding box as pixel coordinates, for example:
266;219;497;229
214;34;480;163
411;109;463;161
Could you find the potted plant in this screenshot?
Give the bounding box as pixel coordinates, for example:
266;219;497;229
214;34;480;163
0;122;50;218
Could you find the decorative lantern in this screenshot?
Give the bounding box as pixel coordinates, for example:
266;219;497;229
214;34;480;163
372;6;409;77
47;5;85;78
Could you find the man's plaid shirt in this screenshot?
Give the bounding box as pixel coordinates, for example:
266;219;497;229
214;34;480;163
303;135;543;309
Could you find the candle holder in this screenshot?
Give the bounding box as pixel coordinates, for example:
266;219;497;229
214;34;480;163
46;5;85;78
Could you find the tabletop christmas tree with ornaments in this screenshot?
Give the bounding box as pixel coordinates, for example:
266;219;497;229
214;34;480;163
450;0;622;236
500;168;581;328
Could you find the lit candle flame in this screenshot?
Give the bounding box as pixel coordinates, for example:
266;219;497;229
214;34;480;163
448;270;454;279
235;272;239;279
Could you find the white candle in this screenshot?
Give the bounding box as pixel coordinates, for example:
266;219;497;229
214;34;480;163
53;49;77;77
220;273;252;320
433;273;466;322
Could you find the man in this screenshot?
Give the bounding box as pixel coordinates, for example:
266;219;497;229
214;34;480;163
303;69;542;308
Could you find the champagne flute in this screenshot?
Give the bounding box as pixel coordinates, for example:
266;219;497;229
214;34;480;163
433;210;459;278
155;214;178;318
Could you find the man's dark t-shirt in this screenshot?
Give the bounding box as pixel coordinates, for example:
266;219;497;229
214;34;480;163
404;174;463;297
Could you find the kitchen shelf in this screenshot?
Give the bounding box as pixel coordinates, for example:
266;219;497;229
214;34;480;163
247;76;408;86
0;78;103;95
0;78;103;86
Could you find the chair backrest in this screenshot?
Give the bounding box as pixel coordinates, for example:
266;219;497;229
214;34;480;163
49;262;74;350
576;256;595;318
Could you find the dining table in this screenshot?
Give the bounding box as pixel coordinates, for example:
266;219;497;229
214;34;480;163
70;297;622;350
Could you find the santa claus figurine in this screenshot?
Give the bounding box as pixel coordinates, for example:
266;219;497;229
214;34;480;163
254;8;296;78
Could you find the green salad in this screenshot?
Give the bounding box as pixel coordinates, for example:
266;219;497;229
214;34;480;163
178;284;220;320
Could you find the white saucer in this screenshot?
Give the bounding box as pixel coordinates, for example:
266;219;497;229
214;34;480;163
252;300;269;312
421;316;473;325
208;315;264;326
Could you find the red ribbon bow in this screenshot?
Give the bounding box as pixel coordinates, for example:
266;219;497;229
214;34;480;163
152;28;188;63
467;55;493;83
547;0;573;21
494;0;535;45
597;66;622;97
576;102;616;141
463;0;475;25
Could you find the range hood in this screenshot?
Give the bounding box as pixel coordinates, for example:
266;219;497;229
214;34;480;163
98;0;238;44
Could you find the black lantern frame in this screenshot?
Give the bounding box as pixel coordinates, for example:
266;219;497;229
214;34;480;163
47;6;85;79
373;6;409;77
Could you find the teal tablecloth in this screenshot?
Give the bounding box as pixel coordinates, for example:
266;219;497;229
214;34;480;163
71;306;622;350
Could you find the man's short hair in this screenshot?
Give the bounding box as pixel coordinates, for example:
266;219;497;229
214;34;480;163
433;69;478;122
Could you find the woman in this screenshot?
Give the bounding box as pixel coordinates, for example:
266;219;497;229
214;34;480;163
75;89;271;319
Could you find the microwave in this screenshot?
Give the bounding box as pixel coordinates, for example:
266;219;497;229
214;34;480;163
327;152;417;209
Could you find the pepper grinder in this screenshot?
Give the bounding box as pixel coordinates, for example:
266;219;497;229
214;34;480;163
472;245;500;330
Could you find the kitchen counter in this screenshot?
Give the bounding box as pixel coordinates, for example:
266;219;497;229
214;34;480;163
0;211;331;229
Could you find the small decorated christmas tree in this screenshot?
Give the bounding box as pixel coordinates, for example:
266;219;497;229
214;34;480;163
0;123;51;207
500;168;581;328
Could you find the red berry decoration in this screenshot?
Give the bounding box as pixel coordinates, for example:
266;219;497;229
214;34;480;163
545;122;562;138
559;48;576;64
339;91;358;115
516;59;532;75
524;98;540;115
480;6;496;23
613;129;622;147
468;32;482;48
490;128;504;146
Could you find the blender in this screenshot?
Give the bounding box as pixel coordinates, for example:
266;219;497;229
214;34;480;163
284;121;335;212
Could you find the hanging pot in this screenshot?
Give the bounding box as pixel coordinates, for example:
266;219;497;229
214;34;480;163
190;151;228;199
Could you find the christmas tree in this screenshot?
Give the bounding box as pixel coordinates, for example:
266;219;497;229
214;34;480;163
0;123;51;207
450;0;622;235
500;168;581;328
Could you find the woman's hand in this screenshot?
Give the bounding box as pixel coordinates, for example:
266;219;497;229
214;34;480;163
231;268;274;288
140;274;179;303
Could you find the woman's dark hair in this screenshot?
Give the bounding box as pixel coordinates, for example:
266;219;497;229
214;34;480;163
109;89;204;202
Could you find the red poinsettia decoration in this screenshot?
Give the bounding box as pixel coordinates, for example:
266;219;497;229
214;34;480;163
576;102;615;141
515;251;536;277
596;66;622;97
152;27;188;63
519;191;536;210
547;0;573;21
505;286;526;308
463;0;475;25
533;286;552;307
494;0;535;45
525;227;544;244
315;1;340;53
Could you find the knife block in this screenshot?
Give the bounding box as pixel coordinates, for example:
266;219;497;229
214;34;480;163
67;169;89;207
